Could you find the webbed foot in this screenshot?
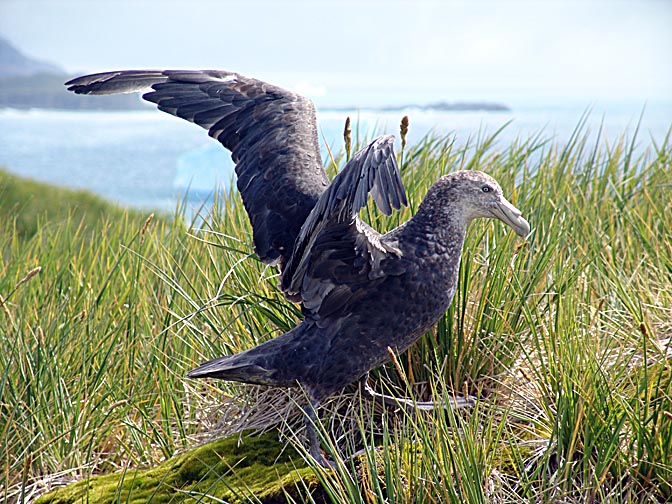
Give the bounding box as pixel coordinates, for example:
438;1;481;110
359;374;476;412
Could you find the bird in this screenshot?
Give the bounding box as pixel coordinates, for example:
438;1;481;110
66;70;530;467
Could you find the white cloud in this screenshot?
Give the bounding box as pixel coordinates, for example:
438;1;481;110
291;81;328;98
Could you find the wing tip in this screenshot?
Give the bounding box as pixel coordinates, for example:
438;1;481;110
64;70;166;95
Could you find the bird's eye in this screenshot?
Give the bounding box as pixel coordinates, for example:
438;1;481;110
481;185;492;193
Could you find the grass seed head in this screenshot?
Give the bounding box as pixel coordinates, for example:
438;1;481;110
400;115;409;149
344;116;352;161
16;266;42;289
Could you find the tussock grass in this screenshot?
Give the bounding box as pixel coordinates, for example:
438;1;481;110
1;120;671;503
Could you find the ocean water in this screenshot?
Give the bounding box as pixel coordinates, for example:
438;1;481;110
1;101;670;211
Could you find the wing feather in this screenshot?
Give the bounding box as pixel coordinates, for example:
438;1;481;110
280;136;408;320
66;69;328;268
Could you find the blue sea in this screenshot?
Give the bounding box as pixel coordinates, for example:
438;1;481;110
1;101;670;211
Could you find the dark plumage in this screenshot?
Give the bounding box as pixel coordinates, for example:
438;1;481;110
66;70;530;466
68;70;328;269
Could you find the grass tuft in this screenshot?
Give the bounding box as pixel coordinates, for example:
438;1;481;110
2;119;671;502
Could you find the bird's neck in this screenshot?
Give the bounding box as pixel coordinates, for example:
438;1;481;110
402;200;468;260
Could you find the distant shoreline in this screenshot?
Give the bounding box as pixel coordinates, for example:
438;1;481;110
0;73;511;113
327;101;511;113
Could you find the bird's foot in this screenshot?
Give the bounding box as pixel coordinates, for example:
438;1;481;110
360;376;476;412
411;394;476;411
349;445;384;462
311;449;337;469
304;401;337;469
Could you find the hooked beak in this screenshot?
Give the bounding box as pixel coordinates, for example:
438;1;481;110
491;196;530;237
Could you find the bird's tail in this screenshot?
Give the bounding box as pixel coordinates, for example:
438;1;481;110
187;353;277;386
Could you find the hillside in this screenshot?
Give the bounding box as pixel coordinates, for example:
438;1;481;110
0;36;145;110
0;37;63;78
0;72;146;110
0;168;153;240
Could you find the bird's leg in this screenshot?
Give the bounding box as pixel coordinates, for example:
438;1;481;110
359;373;476;412
303;400;335;468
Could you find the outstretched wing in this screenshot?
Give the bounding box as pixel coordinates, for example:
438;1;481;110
66;70;328;268
281;135;408;323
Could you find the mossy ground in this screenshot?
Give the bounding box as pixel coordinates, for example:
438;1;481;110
35;430;324;504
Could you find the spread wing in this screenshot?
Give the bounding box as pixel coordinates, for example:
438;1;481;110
281;135;408;324
66;70;328;268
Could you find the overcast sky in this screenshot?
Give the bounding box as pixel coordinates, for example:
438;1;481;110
1;0;670;107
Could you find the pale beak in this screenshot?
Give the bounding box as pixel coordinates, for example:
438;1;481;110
491;197;530;237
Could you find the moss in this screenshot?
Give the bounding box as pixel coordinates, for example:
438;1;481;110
36;431;326;504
